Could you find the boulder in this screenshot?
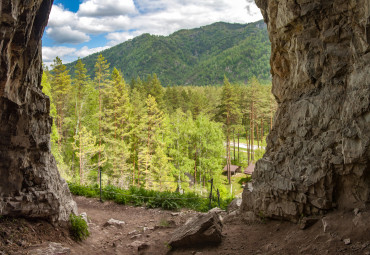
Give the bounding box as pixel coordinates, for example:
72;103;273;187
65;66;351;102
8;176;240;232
168;211;223;248
227;198;242;213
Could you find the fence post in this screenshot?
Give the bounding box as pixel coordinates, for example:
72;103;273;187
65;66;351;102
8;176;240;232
217;188;220;208
208;178;213;210
99;167;102;202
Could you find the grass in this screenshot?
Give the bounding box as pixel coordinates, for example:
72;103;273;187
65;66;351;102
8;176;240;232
68;182;232;212
224;173;252;196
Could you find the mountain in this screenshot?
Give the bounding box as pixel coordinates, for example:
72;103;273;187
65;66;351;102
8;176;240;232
66;20;271;86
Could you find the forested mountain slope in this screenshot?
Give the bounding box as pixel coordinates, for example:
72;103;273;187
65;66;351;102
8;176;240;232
66;20;270;86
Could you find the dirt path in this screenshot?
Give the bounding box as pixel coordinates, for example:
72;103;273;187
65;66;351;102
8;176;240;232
70;196;370;255
1;196;369;255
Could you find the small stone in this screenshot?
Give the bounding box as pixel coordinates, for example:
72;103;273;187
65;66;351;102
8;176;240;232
80;212;89;223
322;218;329;233
128;230;138;235
171;212;180;216
344;239;351;245
127;241;149;251
130;234;142;239
104;218;125;228
353;208;360;215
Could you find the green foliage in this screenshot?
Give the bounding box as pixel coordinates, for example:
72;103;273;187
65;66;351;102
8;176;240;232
67;182;231;212
69;214;90;241
66;20;270;86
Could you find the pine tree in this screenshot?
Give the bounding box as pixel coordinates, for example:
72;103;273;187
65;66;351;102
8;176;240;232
104;68;131;186
138;95;164;189
72;126;104;184
216;76;241;184
50;56;71;147
94;54;110;181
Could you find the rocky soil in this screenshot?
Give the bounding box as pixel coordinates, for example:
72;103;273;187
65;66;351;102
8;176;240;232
0;196;369;255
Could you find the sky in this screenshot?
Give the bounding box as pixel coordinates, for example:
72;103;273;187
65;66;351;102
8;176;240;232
42;0;263;67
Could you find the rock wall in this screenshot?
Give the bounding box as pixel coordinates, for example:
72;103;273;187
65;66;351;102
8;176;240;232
242;0;370;221
0;0;77;222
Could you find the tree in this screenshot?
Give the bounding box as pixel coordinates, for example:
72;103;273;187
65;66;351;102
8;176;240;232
216;76;241;184
50;56;71;147
103;68;131;186
138;95;165;189
72;126;105;184
94;54;110;181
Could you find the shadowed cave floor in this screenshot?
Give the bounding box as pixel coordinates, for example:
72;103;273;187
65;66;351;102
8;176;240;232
1;196;369;255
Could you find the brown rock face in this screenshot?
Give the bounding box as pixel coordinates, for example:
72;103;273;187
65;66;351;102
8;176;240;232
0;0;77;222
242;0;370;221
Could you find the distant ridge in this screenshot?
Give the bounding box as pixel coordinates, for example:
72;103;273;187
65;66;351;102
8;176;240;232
66;20;271;86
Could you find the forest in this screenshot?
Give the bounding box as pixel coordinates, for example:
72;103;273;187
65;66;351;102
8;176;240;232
44;55;276;199
65;20;271;86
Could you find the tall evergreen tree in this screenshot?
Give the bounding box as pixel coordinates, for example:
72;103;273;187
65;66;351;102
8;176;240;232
216;76;241;184
50;56;71;147
94;54;110;180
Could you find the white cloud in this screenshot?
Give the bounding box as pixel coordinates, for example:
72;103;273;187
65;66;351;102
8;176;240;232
42;46;77;62
47;4;78;27
76;15;131;34
42;45;113;67
106;31;142;46
46;26;90;44
78;0;137;17
75;46;110;58
42;46;77;67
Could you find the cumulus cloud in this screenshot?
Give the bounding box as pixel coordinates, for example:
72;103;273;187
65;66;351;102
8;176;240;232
42;45;111;67
46;26;90;44
78;0;137;17
75;46;110;58
76;15;131;34
106;31;142;46
42;46;77;67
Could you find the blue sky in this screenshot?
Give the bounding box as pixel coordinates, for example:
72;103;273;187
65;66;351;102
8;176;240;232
42;0;263;67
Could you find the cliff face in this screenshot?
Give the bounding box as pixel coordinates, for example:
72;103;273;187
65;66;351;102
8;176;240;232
0;0;77;222
242;0;370;221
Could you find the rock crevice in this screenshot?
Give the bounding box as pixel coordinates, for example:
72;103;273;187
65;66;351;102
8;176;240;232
242;0;370;221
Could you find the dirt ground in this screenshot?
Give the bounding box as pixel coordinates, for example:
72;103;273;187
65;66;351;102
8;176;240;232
1;196;369;255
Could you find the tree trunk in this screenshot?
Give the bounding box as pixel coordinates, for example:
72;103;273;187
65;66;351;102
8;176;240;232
194;145;197;186
233;128;235;162
250;102;254;161
237;133;240;162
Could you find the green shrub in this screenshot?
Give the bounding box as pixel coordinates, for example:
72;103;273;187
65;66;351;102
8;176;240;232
67;182;231;212
161;199;179;210
69;214;90;241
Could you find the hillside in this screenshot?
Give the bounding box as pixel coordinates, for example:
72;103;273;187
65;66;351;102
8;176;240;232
66;20;271;86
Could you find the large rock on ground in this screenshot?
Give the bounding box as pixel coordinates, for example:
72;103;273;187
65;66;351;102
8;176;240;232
242;0;370;221
168;211;223;248
0;0;77;222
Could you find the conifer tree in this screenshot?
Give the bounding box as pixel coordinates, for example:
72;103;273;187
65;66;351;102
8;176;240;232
94;54;110;180
73;126;105;184
138;95;164;188
216;76;241;184
50;57;71;147
104;68;131;186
